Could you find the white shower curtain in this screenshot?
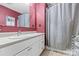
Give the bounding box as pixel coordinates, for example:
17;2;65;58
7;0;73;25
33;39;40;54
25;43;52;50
47;3;72;50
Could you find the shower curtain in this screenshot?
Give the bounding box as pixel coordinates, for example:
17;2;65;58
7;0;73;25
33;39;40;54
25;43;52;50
47;3;72;50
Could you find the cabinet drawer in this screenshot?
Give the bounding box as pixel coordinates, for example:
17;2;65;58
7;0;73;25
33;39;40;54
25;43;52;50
16;41;40;56
0;38;37;56
16;35;44;56
16;46;32;56
0;34;45;56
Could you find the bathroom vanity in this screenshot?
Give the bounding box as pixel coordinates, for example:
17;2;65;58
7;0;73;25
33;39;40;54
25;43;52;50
0;33;45;56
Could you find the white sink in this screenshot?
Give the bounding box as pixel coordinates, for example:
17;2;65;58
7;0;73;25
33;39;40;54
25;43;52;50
8;32;40;40
8;35;22;39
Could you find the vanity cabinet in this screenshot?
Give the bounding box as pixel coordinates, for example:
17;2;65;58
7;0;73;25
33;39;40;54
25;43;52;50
16;40;40;56
16;35;45;56
0;34;45;56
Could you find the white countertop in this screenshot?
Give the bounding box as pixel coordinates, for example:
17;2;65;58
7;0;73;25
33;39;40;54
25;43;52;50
0;33;44;48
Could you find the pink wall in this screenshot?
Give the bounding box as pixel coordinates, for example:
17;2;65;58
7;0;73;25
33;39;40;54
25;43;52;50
30;3;46;33
0;4;46;32
30;4;36;29
36;3;46;33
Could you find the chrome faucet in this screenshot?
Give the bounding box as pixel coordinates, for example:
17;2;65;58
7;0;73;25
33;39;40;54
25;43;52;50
17;27;21;36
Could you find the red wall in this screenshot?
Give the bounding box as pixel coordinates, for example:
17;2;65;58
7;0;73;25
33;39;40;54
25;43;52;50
0;4;46;32
36;3;46;33
30;3;46;33
0;5;35;32
30;4;36;29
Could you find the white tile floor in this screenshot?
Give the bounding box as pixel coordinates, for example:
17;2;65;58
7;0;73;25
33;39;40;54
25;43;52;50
41;49;68;56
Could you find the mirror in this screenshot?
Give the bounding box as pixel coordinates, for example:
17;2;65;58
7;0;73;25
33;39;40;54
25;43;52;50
17;13;30;27
0;3;33;32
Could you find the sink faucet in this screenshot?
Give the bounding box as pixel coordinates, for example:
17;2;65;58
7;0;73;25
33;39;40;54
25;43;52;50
17;27;21;36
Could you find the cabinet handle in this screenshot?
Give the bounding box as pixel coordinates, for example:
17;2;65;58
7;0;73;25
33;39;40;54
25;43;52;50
32;25;34;27
39;24;41;27
0;29;2;31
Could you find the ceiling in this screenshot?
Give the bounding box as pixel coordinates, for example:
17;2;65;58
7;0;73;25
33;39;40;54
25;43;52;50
0;3;30;14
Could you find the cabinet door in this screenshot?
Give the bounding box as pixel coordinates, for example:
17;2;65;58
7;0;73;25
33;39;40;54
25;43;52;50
16;40;40;56
40;39;45;51
35;35;45;55
39;35;45;53
30;4;36;28
36;4;46;32
0;37;36;56
16;35;45;56
29;41;40;56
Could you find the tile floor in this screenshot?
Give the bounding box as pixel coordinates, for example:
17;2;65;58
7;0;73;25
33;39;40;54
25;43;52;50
41;49;68;56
